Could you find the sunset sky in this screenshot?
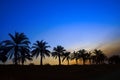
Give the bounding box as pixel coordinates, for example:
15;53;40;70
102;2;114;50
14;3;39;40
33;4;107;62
0;0;120;65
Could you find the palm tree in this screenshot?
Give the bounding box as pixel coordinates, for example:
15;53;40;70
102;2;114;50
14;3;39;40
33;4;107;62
2;32;30;65
32;40;50;65
17;47;32;65
52;45;66;65
77;49;88;65
87;51;92;64
71;51;80;64
93;49;106;64
62;52;71;65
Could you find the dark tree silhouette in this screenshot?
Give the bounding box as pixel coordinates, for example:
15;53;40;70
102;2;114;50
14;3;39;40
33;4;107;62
93;49;107;64
91;55;96;64
77;49;88;65
17;47;32;65
87;51;92;64
62;52;71;65
1;32;30;65
108;55;120;64
71;51;80;64
0;46;7;63
32;40;50;65
0;55;7;63
0;43;7;63
52;45;66;65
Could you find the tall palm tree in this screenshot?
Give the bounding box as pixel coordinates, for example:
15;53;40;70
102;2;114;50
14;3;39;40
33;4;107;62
62;52;71;65
52;45;66;65
77;49;88;65
32;40;50;65
2;32;30;65
93;49;106;64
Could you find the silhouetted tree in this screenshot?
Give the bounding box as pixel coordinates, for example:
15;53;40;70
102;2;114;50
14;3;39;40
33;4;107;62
17;47;32;65
87;51;92;64
0;55;7;63
71;51;80;64
0;46;7;63
62;52;71;65
0;43;7;63
108;55;120;64
52;45;66;65
91;55;96;64
77;49;88;65
93;49;107;64
32;40;50;65
2;32;30;65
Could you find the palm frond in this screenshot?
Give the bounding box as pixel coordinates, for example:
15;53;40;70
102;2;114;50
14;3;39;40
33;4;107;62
9;33;16;42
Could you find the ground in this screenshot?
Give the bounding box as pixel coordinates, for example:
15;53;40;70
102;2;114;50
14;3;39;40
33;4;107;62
0;64;120;80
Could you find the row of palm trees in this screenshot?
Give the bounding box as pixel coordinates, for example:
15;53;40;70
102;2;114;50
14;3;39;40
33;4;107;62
0;32;120;65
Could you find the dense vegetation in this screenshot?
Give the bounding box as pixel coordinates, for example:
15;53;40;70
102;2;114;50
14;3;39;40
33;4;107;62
0;32;120;65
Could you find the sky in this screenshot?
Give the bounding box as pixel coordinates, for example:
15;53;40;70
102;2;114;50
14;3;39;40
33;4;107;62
0;0;120;65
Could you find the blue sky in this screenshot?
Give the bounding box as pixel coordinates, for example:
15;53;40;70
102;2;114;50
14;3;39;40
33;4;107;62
0;0;120;64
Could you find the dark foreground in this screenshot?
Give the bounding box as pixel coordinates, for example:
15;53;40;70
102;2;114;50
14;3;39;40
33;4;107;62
0;64;120;80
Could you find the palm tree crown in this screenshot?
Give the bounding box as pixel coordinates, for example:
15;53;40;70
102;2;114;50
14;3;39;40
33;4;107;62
2;32;30;65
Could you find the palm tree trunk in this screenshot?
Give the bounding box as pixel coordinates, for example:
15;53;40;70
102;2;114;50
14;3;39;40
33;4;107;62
58;54;61;65
67;60;69;65
89;58;91;64
76;59;78;64
40;53;43;65
22;58;24;65
14;46;18;65
83;59;85;65
22;62;24;65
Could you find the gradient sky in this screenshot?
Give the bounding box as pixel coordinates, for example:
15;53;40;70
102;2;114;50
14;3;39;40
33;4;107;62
0;0;120;64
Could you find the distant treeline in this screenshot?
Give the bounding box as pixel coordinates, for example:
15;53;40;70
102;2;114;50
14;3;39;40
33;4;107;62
0;32;120;65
